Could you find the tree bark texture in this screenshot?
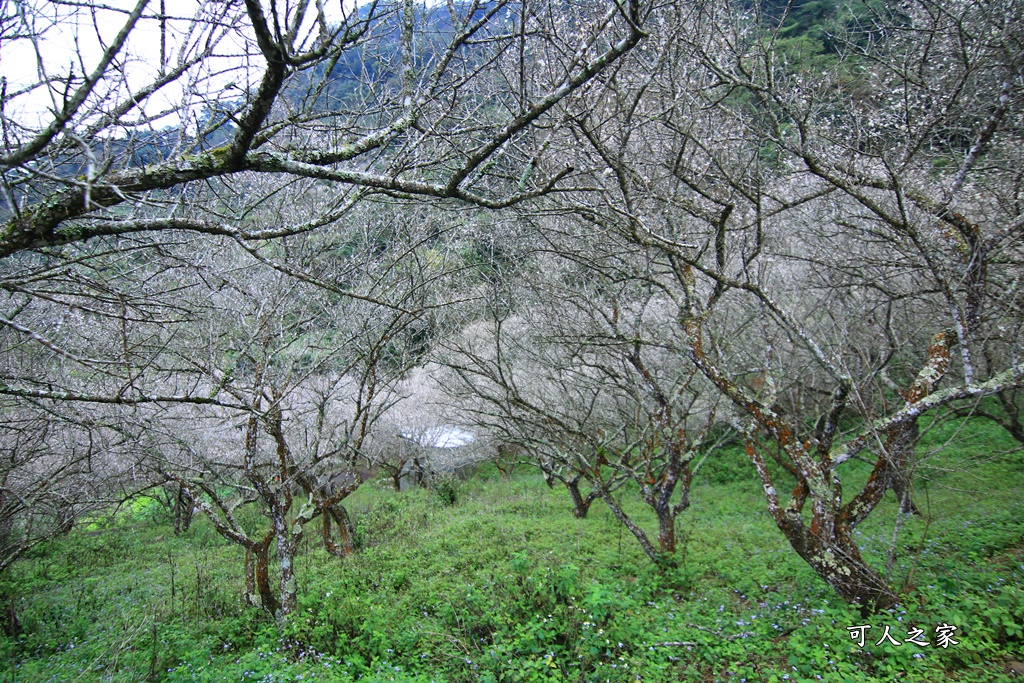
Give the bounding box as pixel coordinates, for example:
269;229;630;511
323;504;355;557
244;535;279;616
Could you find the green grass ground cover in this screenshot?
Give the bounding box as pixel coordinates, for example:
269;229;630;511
1;417;1022;682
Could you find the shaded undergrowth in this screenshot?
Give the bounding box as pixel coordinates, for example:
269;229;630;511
1;417;1022;682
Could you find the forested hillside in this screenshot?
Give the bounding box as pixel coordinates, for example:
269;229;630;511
0;0;1021;680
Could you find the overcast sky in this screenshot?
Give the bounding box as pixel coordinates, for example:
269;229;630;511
1;0;353;134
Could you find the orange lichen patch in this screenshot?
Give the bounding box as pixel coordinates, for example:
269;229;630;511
904;331;952;403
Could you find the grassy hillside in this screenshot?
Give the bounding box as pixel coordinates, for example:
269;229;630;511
2;418;1022;682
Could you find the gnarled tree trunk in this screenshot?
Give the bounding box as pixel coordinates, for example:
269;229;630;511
274;508;299;620
172;484;193;534
565;479;598;519
244;534;279;615
323;504;355;557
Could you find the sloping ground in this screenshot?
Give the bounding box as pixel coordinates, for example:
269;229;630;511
1;418;1022;682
